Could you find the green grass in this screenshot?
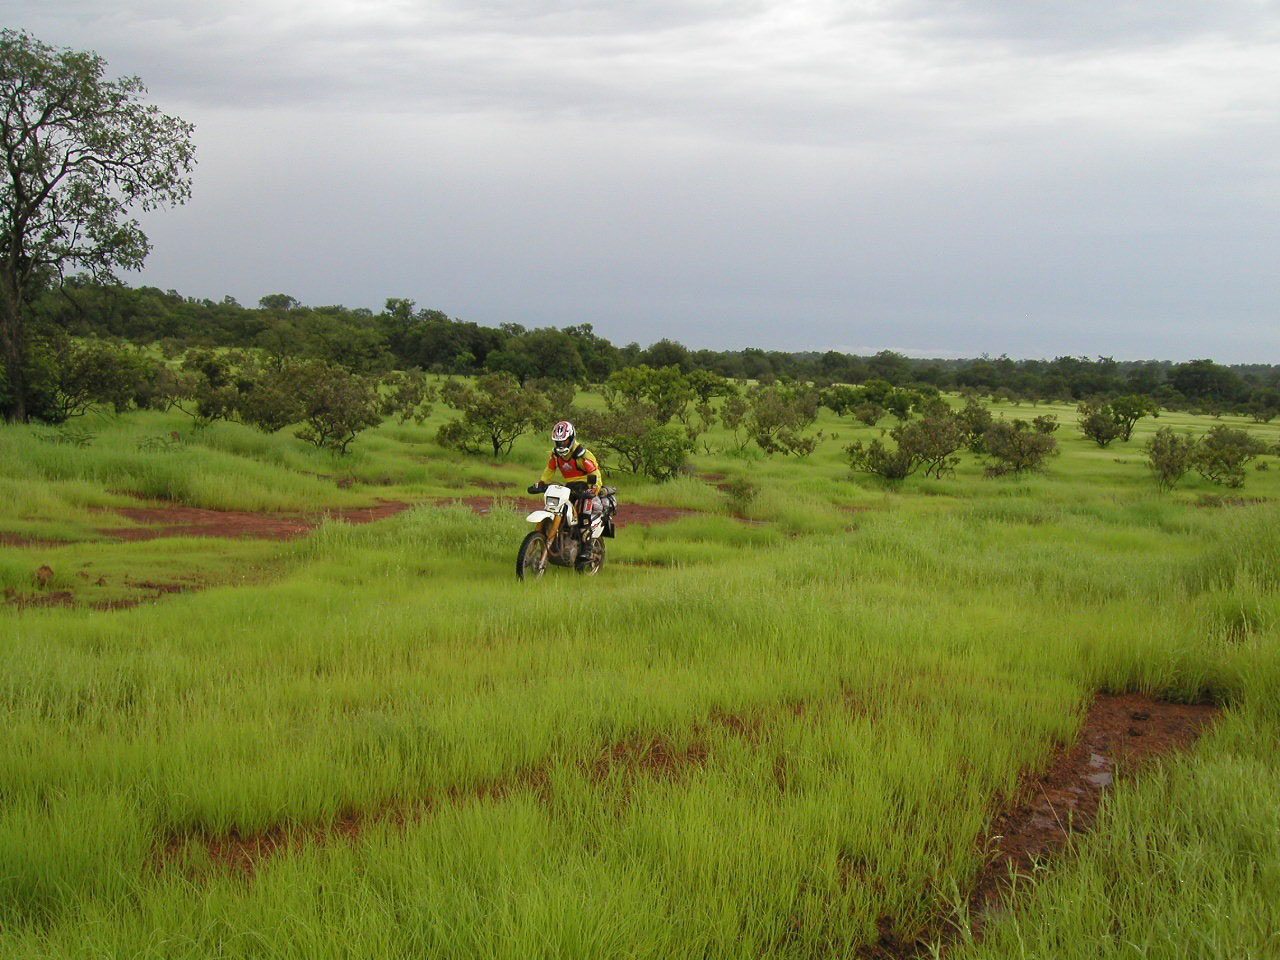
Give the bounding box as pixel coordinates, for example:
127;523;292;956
1;394;1278;957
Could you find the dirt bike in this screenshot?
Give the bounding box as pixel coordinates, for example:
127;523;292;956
516;483;616;580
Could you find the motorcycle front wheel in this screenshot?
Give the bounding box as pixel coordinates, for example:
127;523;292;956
516;530;549;580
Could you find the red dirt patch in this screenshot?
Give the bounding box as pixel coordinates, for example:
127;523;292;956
858;692;1219;959
96;499;412;542
2;589;75;609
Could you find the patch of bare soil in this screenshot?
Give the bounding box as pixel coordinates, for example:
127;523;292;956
96;499;412;542
1;589;75;609
857;693;1219;959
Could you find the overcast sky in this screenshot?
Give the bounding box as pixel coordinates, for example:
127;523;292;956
9;0;1280;361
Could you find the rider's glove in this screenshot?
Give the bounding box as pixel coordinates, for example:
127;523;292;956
527;483;545;495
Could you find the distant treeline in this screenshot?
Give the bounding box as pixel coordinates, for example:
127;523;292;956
35;280;1280;412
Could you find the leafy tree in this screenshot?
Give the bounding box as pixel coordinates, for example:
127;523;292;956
846;438;915;480
982;419;1058;476
257;294;299;311
640;338;691;372
603;365;694;424
1031;414;1059;434
1245;388;1280;424
1107;395;1158;441
820;383;862;416
852;403;885;426
487;328;586;385
956;399;994;453
0;31;195;421
881;387;921;420
1169;359;1244;404
437;373;547;457
1144;427;1198;491
1077;400;1124;447
291;360;383;454
573;402;693;480
34;336;159;422
687;368;736;404
746;382;821;456
379;369;436;425
846;410;965;480
719;392;752;454
1193;425;1266;488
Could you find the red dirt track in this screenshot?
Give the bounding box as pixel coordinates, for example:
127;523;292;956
860;692;1219;959
95;499;411;542
155;688;1217;949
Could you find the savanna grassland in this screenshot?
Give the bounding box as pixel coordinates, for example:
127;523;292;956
2;395;1279;959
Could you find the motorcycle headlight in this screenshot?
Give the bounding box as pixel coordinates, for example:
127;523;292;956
545;496;559;509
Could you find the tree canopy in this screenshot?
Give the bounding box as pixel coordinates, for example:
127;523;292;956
0;29;195;421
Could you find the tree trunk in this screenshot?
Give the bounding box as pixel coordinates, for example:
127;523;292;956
0;286;27;423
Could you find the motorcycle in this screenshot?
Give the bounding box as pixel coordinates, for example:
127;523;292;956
516;483;616;580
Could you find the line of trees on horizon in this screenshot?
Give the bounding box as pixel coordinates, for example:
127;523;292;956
25;279;1280;418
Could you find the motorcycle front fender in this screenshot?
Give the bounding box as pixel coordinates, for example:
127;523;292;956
526;510;556;523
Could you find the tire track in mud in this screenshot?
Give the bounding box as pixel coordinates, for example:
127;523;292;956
856;693;1219;959
152;688;1218;960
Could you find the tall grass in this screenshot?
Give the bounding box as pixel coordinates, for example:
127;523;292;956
1;396;1278;957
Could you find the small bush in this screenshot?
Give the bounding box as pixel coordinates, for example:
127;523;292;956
982;419;1058;476
1193;425;1266;488
1145;427;1197;490
720;477;758;517
1077;400;1124;447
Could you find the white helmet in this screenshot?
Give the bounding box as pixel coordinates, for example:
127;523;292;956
552;420;575;456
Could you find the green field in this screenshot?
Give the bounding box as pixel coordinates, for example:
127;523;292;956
2;397;1279;959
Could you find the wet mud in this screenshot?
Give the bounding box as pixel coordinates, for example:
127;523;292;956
96;498;412;542
858;692;1219;959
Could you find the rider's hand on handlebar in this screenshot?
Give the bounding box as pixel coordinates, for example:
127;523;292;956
527;483;546;495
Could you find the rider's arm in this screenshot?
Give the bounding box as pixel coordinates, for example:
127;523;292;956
538;455;557;486
581;451;602;492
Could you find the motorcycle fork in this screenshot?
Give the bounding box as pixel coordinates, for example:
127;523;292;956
541;514;563;568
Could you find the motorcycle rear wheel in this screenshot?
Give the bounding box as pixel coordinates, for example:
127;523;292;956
516;530;549;580
576;538;605;575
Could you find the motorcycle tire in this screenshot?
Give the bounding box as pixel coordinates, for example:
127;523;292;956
516;530;549;580
575;538;605;576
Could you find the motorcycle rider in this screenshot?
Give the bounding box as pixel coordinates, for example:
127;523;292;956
527;420;604;570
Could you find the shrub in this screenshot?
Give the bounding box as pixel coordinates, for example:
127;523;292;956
436;373;548;457
852;403;885;426
956;399;993;453
983;419;1058;476
1144;427;1198;490
380;369;436;425
1193;425;1267;488
846;411;965;481
1076;400;1124;447
747;383;821;456
846;438;916;480
291;360;383;454
720;477;758;517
